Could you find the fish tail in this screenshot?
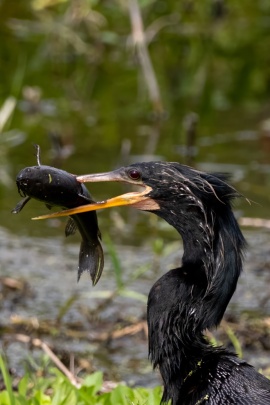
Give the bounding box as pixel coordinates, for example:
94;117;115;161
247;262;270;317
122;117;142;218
77;240;104;286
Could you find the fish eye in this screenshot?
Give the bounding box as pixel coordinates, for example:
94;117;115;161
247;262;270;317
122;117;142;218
127;168;141;181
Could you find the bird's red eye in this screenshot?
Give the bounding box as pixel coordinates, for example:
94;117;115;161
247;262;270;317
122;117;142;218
128;168;141;180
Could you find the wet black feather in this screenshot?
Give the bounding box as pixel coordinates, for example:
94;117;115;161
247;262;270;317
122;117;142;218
124;162;270;405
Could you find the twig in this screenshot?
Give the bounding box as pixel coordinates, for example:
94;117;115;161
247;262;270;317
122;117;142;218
85;321;147;342
128;0;163;115
109;321;147;339
0;277;26;290
239;217;270;229
14;334;81;388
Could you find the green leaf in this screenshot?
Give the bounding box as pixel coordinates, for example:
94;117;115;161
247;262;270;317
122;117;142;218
33;390;51;404
0;391;11;405
109;385;135;404
83;371;103;391
51;382;76;405
147;386;163;405
18;374;29;398
77;371;103;401
104;234;123;289
0;355;16;405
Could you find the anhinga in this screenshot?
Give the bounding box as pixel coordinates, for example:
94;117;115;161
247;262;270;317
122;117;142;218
34;162;270;404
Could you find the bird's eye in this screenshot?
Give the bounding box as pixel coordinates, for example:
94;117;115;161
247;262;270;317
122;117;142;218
128;168;141;181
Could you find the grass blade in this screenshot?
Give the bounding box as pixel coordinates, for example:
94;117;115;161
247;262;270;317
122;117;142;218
0;354;16;405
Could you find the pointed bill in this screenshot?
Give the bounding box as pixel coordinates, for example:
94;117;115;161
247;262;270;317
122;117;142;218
32;186;155;220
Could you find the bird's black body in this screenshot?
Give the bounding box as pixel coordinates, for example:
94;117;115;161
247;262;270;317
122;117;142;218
12;147;104;285
158;349;270;405
31;161;270;403
132;162;270;404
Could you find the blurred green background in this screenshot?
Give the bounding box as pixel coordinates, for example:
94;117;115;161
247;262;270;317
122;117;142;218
1;0;270;227
0;0;270;388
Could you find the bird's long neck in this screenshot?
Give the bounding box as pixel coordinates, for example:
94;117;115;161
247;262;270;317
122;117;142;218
159;201;245;329
148;202;245;403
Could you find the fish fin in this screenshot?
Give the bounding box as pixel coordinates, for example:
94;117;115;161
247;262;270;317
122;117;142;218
11;196;31;213
33;143;42;166
65;218;77;237
77;193;92;203
77;240;104;286
98;228;102;240
45;204;53;210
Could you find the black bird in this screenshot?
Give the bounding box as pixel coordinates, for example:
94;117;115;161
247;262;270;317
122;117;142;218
34;162;270;404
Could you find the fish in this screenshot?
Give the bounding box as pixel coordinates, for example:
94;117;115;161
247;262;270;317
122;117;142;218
12;145;104;286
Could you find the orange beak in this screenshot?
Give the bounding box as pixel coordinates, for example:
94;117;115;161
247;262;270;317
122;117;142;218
32;170;158;220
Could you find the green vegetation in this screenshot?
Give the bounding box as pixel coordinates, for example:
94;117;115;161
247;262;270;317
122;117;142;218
1;0;270;151
0;355;162;405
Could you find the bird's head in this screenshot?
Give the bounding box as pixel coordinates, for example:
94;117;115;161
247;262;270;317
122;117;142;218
33;161;242;270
